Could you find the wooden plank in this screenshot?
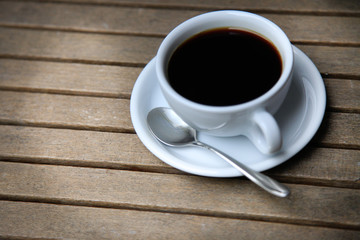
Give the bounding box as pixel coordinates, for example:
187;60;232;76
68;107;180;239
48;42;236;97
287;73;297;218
0;91;133;132
268;147;360;188
0;125;164;171
1;59;358;111
1;201;359;240
0;28;359;77
0;1;199;36
317;112;360;149
0;161;359;229
0;59;141;98
0;125;358;187
19;0;360;15
0;2;359;44
296;45;360;79
0;27;161;66
325;78;360;113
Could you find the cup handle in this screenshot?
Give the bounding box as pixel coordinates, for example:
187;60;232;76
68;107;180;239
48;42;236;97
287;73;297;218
248;110;282;154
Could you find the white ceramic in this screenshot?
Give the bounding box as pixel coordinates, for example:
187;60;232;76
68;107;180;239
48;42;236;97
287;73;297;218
156;10;294;154
130;46;326;177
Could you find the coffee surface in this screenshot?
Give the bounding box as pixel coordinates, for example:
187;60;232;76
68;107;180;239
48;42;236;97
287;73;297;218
167;28;282;106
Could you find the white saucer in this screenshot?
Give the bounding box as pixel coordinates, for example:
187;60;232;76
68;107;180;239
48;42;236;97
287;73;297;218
130;46;326;177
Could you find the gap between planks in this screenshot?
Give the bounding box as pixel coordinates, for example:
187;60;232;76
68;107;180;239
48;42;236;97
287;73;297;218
0;58;359;105
0;54;148;68
1;0;359;17
0;89;358;149
0;86;357;114
0;2;359;45
0;54;359;82
0;85;132;99
1;54;358;80
0;113;359;151
0;123;359;189
0;184;359;231
0;24;359;48
0;157;358;190
1;196;359;232
1;200;359;240
1;153;359;228
0;27;359;78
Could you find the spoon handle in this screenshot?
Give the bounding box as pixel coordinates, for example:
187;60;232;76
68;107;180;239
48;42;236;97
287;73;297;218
193;141;290;198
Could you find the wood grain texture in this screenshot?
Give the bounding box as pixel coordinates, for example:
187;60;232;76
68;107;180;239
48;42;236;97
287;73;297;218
0;161;359;229
0;125;359;187
1;200;359;240
0;59;141;98
0;27;161;66
316;112;360;149
296;45;360;79
325;79;360;112
0;125;164;171
0;91;133;132
19;0;360;15
0;2;359;44
268;147;360;188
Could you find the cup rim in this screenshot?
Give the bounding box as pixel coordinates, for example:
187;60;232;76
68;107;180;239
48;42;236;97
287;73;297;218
156;10;294;113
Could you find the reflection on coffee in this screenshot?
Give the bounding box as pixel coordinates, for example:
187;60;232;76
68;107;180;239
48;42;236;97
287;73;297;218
167;28;282;106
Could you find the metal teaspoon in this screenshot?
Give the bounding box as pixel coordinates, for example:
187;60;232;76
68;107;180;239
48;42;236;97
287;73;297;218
147;107;290;198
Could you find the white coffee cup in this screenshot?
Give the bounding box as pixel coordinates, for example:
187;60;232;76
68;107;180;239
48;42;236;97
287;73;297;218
156;10;294;154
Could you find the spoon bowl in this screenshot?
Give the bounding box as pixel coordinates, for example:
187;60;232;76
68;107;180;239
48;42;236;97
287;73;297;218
147;108;196;146
147;107;290;198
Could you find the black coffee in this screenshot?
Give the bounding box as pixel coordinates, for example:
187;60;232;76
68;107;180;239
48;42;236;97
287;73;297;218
167;28;282;106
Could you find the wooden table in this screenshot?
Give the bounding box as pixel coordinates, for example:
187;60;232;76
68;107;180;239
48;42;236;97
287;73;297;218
0;0;359;239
